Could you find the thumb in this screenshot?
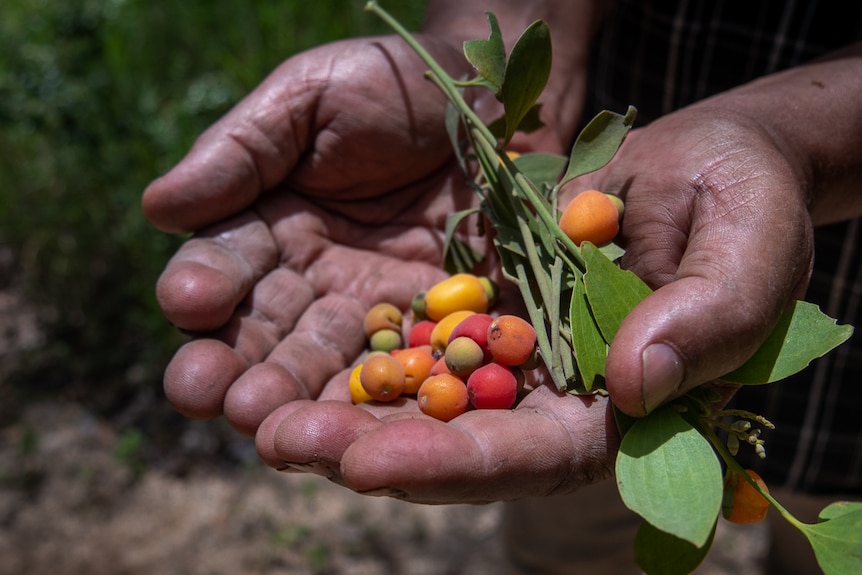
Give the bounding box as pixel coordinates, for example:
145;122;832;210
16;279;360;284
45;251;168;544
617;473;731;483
604;229;813;418
604;277;755;417
142;61;312;234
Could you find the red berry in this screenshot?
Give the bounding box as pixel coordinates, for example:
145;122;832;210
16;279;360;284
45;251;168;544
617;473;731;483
467;363;518;409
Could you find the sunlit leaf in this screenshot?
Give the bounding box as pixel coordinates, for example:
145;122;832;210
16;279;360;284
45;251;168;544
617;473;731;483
581;242;652;343
512;152;567;189
560;106;637;186
797;503;862;575
819;500;862;521
569;275;607;392
616;405;723;547
463;12;505;93
723;301;854;384
499;20;551;144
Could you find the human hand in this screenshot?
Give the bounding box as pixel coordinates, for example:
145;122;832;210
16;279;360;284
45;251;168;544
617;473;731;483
143;32;621;504
142;34;481;434
574;105;815;418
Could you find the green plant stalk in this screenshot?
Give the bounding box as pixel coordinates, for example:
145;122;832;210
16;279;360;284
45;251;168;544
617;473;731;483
513;260;567;387
368;1;587;272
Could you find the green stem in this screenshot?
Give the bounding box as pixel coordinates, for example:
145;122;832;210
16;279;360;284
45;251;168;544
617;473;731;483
514;261;568;391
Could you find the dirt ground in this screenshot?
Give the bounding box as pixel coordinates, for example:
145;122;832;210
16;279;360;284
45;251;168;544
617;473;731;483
0;289;769;575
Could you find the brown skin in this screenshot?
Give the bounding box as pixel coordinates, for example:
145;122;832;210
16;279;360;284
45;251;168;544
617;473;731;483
142;0;862;503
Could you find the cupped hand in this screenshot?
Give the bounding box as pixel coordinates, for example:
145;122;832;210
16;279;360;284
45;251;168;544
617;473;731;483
142;31;622;506
579;105;815;417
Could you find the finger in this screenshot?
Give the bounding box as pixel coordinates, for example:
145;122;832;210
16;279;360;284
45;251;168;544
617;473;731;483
256;400;321;469
607;175;813;417
343;387;616;503
156;212;278;332
268;400;385;481
223;294;368;435
267;385;616;504
163;338;248;420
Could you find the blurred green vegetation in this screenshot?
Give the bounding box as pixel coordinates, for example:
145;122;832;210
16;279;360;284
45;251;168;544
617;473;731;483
0;0;426;420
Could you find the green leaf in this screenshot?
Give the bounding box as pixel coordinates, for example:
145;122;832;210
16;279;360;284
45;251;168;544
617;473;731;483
581;242;652;343
442;209;484;274
723;301;854;384
569;274;607;392
598;241;626;262
499;20;551;144
616;405;723;547
819;500;862;521
560;106;637;186
463;12;506;93
634;519;715;575
797;503;862;575
511;152;567;189
613;405;639;438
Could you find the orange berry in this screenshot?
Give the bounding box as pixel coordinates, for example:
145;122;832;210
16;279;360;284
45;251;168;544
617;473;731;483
723;469;770;524
486;315;537;367
363;302;403;339
558;190;621;246
417;373;469;422
359;353;405;402
424;274;488;322
394;346;436;395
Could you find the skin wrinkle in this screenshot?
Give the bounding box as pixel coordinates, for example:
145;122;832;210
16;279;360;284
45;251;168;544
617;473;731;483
302;323;360;369
687;168;808;308
260;336;349;404
288;39;453;200
371;41;420;147
540;401;612;497
254;58;331;197
217;215;279;274
448;415;515;490
271;57;328;190
224;63;317;191
243;272;308;338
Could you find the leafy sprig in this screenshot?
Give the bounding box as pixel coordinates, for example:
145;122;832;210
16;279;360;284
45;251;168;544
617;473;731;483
365;3;859;573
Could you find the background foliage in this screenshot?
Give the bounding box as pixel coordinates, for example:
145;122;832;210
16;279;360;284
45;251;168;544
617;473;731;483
0;0;425;430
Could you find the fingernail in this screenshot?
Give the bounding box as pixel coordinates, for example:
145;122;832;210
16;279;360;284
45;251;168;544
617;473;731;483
358;487;408;499
282;461;336;480
641;343;684;413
